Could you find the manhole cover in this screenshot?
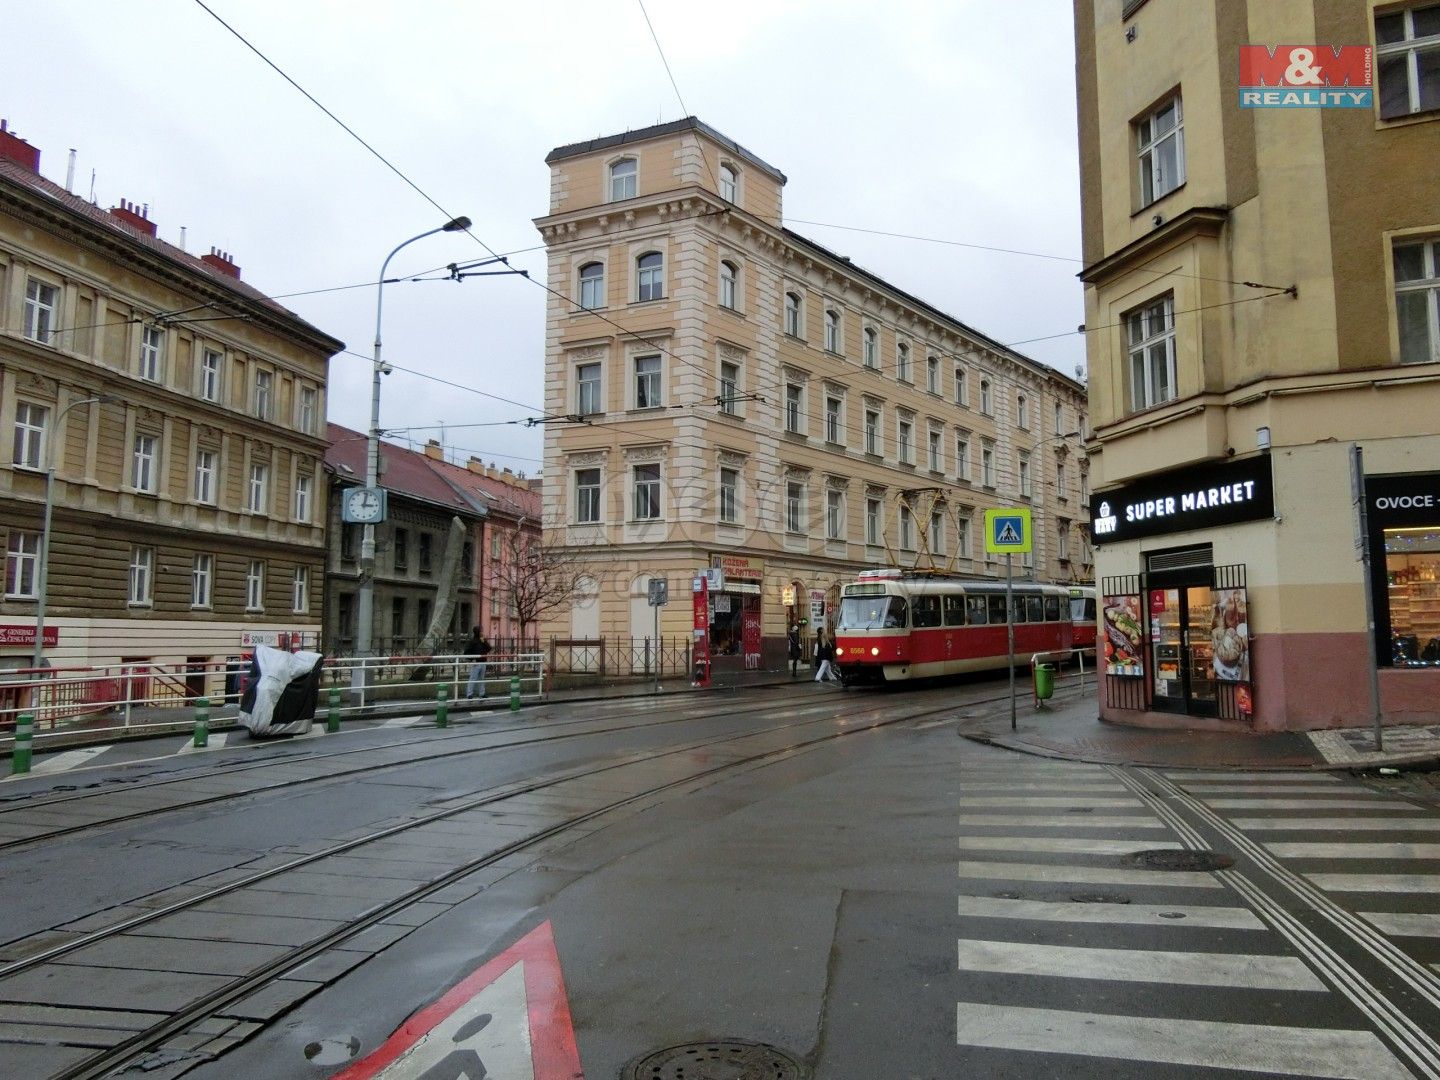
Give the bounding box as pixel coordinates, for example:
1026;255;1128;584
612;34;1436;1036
623;1040;806;1080
1071;893;1131;904
1125;849;1234;872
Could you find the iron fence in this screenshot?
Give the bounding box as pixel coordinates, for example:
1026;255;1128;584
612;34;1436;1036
548;636;692;678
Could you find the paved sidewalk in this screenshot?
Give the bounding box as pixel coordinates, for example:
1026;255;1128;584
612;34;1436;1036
959;686;1440;771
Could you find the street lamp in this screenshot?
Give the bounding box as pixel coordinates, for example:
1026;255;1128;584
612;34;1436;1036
33;394;121;670
355;216;471;678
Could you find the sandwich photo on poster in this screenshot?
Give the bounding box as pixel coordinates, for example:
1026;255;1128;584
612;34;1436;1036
1210;587;1250;683
1103;594;1144;677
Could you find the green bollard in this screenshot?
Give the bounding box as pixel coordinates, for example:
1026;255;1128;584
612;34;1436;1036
11;712;34;775
436;682;450;728
509;675;521;713
327;686;341;733
193;696;210;748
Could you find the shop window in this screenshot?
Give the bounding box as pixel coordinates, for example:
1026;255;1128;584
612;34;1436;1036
1387;527;1440;666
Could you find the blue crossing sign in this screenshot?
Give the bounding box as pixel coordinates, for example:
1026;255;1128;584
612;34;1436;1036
983;507;1033;554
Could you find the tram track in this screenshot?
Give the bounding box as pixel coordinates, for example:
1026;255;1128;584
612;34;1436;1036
1;694;974;1080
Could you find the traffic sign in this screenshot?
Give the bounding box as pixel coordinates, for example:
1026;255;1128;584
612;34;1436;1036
334;920;580;1079
983;507;1033;554
647;578;669;607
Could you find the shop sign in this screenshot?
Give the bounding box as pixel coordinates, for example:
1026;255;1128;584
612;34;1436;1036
1091;455;1274;545
782;586;797;606
0;624;58;648
241;631;281;647
711;554;762;594
1366;472;1440;526
809;588;826;623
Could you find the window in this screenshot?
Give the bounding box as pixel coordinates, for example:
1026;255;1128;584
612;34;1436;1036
719;467;739;524
490;532;500;560
246;559;265;610
785;383;804;434
461;543;474;583
128;546;153;605
419;533;433;575
719;163;737;201
578;262;605;310
786;480;806;534
1054;401;1064;434
955;366;968;405
958;515;972;558
956;435;970;481
247;462;269;513
899;505;915;550
719;361;740;415
576;468;601;523
132;434;157;493
23;280;59;344
863;327;879;369
293;566;310;613
928;429;942;471
577;362;602;415
1019;452;1032;498
1017;393;1029;429
1058;519;1071;562
139;326;163;381
4;531;39;598
1127;293;1177;410
634;463;661;520
784;291;803;337
191;554;213;608
1056;460;1067;499
609;157;637;201
201;349;222;402
980;379;993;415
927;354;939;394
897;418;913;464
194;450;216;504
982;443;996;487
13;402;47;470
635;355;662;408
826;490;844;541
896;342;911;382
391;597;406;641
719;260;738;310
1378;5;1440;119
254;370;273;419
341;525;358;562
294;473;313;522
636;252;664;302
1136;95;1185;206
864;408;880;455
825;309;841;353
825;395;843;444
929;512;946;555
865;498;882;545
395;528;409;570
298;386;317;434
1395;238;1440;364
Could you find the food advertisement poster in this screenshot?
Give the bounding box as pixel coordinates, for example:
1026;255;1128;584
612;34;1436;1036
1103;595;1145;677
1210;587;1250;683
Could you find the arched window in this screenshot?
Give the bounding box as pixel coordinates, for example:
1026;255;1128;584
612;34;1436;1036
719;260;738;310
980;378;993;415
609;158;637;201
578;262;604;310
863;327;878;368
1017;393;1029;429
824;310;841;352
719;163;737;202
784;291;803;337
637;251;664;302
897;342;911;382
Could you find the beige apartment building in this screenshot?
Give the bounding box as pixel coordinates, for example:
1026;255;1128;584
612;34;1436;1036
1075;1;1440;730
535;118;1088;670
0;121;341;687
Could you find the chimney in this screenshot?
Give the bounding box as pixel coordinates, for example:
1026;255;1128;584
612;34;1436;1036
423;439;444;461
108;198;157;236
65;149;76;192
0;120;40;173
466;456;485;474
201;247;241;279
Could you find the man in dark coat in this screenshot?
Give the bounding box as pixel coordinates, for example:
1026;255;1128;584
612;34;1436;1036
464;627;492;698
788;623;802;677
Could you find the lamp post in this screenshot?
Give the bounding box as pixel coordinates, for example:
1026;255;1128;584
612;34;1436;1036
33;394;119;671
355;216;471;686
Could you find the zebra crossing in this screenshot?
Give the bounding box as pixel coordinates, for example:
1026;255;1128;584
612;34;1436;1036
953;762;1435;1078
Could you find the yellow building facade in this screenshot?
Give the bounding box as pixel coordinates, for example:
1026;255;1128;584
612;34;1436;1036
1075;0;1440;729
536;119;1088;670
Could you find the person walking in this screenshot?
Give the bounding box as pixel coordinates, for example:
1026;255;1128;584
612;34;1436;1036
463;627;491;699
813;629;837;684
788;623;802;678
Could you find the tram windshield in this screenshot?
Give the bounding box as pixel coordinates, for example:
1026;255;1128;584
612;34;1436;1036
838;595;908;630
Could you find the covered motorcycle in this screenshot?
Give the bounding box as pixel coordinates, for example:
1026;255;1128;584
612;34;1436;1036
239;645;325;737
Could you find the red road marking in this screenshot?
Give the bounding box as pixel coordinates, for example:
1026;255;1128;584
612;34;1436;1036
334;920;582;1078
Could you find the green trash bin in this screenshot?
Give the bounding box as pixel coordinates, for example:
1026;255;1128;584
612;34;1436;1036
1034;663;1056;701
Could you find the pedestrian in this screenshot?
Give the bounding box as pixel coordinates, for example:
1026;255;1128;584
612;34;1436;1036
813;629;837;684
788;623;802;678
463;627;492;699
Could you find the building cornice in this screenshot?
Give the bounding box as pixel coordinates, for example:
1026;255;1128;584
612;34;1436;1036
1078;207;1230;286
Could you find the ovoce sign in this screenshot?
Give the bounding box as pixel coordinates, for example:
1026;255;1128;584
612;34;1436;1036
1091;455;1275;545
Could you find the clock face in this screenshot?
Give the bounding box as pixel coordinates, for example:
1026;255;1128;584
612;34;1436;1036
345;487;382;522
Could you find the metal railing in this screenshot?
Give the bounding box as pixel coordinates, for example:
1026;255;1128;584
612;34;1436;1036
1029;648;1096;708
548;636;692;678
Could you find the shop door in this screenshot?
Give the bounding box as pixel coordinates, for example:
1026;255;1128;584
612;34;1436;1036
1147;585;1218;717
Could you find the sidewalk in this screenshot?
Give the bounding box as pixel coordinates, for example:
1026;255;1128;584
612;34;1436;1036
958;685;1440;771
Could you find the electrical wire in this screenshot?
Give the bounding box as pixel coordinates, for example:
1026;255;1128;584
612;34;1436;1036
635;0;722;196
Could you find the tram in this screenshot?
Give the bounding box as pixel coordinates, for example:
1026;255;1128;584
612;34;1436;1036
834;569;1074;684
1069;585;1098;652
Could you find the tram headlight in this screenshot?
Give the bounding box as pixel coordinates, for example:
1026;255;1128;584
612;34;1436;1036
871;647;880;656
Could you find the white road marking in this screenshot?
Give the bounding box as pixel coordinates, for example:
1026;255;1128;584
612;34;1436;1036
956;814;1165;829
957;836;1182;855
29;746;112;773
177;733;229;755
1361;911;1440;937
1204;798;1414;809
1170;784;1356;795
1232;817;1440;831
955;797;1143;808
954;1003;1414;1079
956;939;1325;990
957;894;1265;930
957;860;1224;889
1266;841;1440;859
1164;771;1346;783
382;717;424;728
1306;873;1440;893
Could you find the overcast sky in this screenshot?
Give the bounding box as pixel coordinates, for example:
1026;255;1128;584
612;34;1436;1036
7;1;1084;476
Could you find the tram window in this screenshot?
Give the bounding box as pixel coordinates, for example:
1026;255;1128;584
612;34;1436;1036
883;597;908;627
1026;596;1044;623
913;595;942;628
943;594;966;626
967;596;988;624
988;595;1008;623
1044;596;1061;622
839;595;908;630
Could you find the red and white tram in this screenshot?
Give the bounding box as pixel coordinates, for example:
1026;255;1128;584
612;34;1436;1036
1069;585;1097;653
834;569;1074;684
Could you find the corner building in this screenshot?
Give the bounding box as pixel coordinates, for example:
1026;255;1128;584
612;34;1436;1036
1074;1;1440;729
536;119;1088;669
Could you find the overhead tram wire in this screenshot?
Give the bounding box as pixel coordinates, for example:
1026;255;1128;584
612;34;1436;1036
635;0;723;196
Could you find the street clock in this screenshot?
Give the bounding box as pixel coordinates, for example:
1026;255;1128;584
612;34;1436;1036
342;486;387;523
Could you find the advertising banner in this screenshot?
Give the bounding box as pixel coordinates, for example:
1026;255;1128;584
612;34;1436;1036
1209;587;1250;683
0;625;58;648
1102;595;1145;677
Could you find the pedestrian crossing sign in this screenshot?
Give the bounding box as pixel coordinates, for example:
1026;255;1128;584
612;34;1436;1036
984;507;1033;554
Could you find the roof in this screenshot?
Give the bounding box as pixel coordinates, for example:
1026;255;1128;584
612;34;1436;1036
546;116;787;184
325;423;480;516
0;156;344;353
422;454;541;524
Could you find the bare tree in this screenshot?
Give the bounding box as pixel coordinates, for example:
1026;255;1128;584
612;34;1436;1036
491;520;592;641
